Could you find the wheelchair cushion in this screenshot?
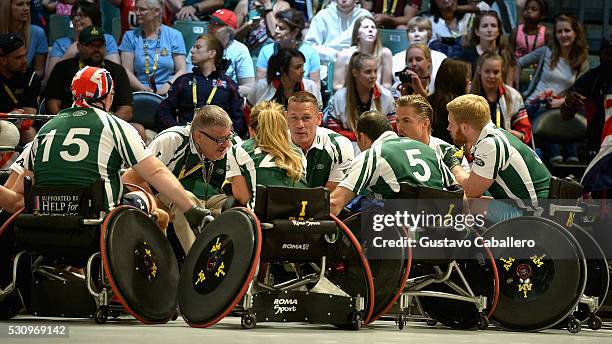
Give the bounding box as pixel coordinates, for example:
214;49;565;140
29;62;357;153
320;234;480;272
101;206;179;324
178;207;261;327
254;185;330;222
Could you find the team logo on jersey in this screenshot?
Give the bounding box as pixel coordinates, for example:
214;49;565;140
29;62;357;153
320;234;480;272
73;110;88;117
474;157;485;167
316;164;325;170
215;168;224;174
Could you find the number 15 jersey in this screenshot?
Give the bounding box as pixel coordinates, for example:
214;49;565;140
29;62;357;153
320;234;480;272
26;107;152;209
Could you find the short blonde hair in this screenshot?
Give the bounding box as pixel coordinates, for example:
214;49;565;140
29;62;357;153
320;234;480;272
396;95;433;133
446;94;490;130
191;105;233;131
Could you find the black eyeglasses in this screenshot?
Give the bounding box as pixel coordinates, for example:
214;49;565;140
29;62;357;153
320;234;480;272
199;130;234;145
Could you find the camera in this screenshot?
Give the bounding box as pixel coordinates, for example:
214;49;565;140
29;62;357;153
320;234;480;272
395;66;413;84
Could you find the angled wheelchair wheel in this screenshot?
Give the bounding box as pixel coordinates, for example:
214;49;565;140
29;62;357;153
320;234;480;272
327;215;375;326
414;227;499;330
342;212;411;324
101;206;180;324
178;208;262;327
484;217;587;332
0;209;24;320
567;224;609;322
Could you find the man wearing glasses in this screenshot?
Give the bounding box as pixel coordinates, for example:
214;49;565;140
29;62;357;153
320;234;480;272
123;105;239;253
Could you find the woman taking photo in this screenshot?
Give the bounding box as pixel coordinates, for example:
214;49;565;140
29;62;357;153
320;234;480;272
119;0;186;95
472;52;532;145
327;52;395;146
519;13;589;163
226;100;308;209
396;43;433;97
249;47;322;109
333;15;393;92
255;8;320;88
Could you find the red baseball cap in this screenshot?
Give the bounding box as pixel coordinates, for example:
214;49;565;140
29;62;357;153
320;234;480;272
209;9;237;30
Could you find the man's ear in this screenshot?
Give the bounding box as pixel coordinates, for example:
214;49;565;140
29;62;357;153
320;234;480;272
317;112;323;126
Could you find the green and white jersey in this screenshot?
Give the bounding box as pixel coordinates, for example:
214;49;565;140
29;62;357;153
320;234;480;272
304;127;354;187
226;138;308;208
26;107;152;209
340;131;449;198
150;125;241;200
471;122;551;210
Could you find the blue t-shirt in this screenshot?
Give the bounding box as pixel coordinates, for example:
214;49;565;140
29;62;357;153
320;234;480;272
185;39;255;83
19;25;48;66
119;24;186;89
50;34;119;58
256;42;320;79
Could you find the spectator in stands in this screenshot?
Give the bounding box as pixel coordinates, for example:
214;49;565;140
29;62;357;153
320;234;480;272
304;0;370;65
227;100;308;208
186;9;255;96
509;0;550;59
156;35;246;137
333;15;393;91
472;52;532;145
109;0;172;38
42;0;77;16
256;9;320;88
167;0;227;21
460;11;515;86
395;43;432;97
46;26;133;121
46;1;120;83
427;0;470;58
427;58;471;143
359;0;419;29
327;52;395;149
0;34;40;144
249;47;322;109
561;34;612;157
234;0;289;57
393;16;447;94
519;13;589;164
119;0;186;95
0;0;48;78
30;0;46;29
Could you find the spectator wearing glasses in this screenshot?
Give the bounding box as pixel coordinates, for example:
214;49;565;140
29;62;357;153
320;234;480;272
46;1;120;83
45;26;133;121
0;0;48;78
123;105;239;253
119;0;186;95
156;35;245;137
0;34;40;144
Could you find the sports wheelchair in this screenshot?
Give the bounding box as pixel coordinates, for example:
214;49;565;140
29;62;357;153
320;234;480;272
0;177;180;324
342;184;499;330
480;176;608;333
176;185;375;329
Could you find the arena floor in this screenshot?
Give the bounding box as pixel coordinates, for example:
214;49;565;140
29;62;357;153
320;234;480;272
2;315;611;344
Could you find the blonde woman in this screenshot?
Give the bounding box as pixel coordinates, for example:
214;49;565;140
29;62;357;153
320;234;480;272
333;15;393;91
0;0;48;78
396;43;433;97
226;101;308;208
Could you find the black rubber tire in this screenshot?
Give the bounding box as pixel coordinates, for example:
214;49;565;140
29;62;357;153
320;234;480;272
477;314;489;330
567;317;581;334
588;315;602;330
241;312;256;329
94;307;108;324
397;314;405;330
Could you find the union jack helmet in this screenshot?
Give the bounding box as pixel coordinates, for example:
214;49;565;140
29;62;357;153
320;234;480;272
71;66;113;102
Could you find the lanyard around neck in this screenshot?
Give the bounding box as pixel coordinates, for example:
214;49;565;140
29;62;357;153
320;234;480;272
381;0;398;15
3;83;18;105
142;28;161;76
523;25;540;52
192;75;218;110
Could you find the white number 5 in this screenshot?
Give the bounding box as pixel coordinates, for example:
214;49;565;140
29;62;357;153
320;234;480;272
405;149;431;182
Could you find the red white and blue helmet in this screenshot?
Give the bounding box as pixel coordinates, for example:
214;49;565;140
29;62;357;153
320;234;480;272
71;66;113;103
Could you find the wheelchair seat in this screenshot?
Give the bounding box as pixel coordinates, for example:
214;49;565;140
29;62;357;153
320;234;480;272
178;185;375;330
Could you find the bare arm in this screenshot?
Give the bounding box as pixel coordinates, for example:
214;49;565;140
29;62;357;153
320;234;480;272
156;54;187;96
325;181;339;191
33;54;46;80
381;48;393;90
114;106;133;121
106;53;121;65
46;99;62;115
229;175;251;206
454;169;495;199
330;186;355;216
309;70;321;91
333;51;350;92
256;67;266;81
360;0;373;11
238;77;255;97
132;156;195;212
121;167;154;195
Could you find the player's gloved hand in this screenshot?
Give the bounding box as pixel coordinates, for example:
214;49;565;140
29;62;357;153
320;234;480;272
442;145;463;170
184;206;214;235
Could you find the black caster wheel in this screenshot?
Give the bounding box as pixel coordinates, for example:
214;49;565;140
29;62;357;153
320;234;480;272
477;314;489;330
351;312;362;331
567;317;581;334
426;319;437;326
241;312;256;329
397;314;405;330
94;306;109;324
588;315;602;330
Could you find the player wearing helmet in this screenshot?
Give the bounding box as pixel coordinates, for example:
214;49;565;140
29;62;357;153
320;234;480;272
12;66;212;232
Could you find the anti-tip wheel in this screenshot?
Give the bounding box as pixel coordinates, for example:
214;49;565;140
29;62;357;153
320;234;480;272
588;315;602;330
241;312;256;329
351;312;362;331
94;307;109;324
397;314;405;330
477;314;489;330
567;317;582;334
